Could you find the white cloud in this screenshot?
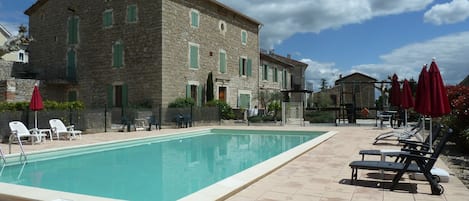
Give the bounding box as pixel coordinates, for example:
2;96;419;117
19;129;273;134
424;0;469;25
219;0;432;48
353;32;469;85
302;59;343;91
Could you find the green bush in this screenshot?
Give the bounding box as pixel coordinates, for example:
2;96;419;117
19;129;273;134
206;100;235;119
168;98;195;108
0;101;84;111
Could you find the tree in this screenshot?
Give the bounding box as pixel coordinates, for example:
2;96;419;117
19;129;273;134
320;78;328;90
206;72;214;102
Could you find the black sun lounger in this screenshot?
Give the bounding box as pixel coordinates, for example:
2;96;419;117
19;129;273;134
349;128;453;195
359;124;442;161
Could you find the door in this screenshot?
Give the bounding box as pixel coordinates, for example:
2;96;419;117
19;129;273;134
219;87;226;102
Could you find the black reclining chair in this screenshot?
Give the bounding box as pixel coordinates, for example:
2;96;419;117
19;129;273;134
359;123;442;161
349;127;453;195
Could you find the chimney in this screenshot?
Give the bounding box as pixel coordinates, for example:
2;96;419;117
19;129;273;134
287;54;291;59
269;49;275;54
339;74;342;79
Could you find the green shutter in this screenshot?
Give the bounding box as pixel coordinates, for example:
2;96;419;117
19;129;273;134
190;45;198;68
197;85;202;107
113;42;123;67
219;51;226;73
103;10;112;27
191;11;199;27
127;5;137;22
68;17;78;44
241;31;247;44
247;59;252;77
239;58;242;76
107;85;113;107
68;91;77;101
239;94;250;109
122;84;128;107
186;84;191;98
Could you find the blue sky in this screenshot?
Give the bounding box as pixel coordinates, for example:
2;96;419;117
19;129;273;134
1;0;469;91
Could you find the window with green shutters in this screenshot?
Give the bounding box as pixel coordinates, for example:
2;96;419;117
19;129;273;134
241;30;247;45
127;4;137;23
103;9;113;28
186;84;202;107
239;94;250;109
263;65;268;80
67;49;76;80
219;50;226;73
239;57;252;77
112;41;124;67
68;16;79;45
107;84;128;107
190;10;199;28
189;43;199;69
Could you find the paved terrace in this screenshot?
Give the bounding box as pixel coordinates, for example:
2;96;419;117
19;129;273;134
3;126;469;201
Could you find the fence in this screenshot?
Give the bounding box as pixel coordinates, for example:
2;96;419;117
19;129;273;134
0;106;221;142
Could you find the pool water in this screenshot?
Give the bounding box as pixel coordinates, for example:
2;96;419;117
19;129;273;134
0;129;323;200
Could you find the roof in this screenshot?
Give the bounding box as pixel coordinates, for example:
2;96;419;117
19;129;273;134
0;24;12;38
260;51;308;69
25;0;262;26
460;75;469;86
335;72;377;84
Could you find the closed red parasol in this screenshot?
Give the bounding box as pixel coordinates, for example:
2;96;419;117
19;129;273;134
29;84;44;128
400;79;414;127
390;74;400;107
401;79;414;109
414;65;431;116
428;60;450;117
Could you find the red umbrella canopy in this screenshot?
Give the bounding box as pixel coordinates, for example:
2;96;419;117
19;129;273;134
428;60;450;117
390;74;401;107
414;65;431;115
401;79;414;109
29;85;44;111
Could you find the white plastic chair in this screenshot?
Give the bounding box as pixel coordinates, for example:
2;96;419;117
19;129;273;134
9;121;45;144
49;119;82;140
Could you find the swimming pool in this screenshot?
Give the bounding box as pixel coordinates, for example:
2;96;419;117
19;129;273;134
0;128;333;200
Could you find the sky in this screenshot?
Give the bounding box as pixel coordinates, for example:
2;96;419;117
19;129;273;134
1;0;469;91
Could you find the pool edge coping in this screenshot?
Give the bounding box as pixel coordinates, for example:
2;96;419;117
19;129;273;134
0;128;336;201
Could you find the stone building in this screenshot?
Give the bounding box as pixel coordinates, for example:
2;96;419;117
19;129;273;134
0;24;28;63
24;0;261;110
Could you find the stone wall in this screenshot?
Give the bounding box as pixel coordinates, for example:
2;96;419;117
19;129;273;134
162;0;260;108
0;60;37;102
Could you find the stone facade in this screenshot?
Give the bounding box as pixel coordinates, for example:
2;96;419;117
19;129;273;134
25;0;260;109
0;60;37;102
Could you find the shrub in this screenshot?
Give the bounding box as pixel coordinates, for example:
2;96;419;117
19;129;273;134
442;85;469;152
206;100;235;119
168;98;194;108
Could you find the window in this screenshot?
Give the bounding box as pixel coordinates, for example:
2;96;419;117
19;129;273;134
241;30;247;45
186;83;202;107
107;84;128;107
219;20;226;34
239;93;250;109
189;43;199;69
239;57;252;77
273;68;278;82
68;16;79;44
190;9;199;28
67;49;77;80
103;9;113;28
19;52;24;61
262;65;269;80
112;41;124;67
219;50;226;73
126;4;138;23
